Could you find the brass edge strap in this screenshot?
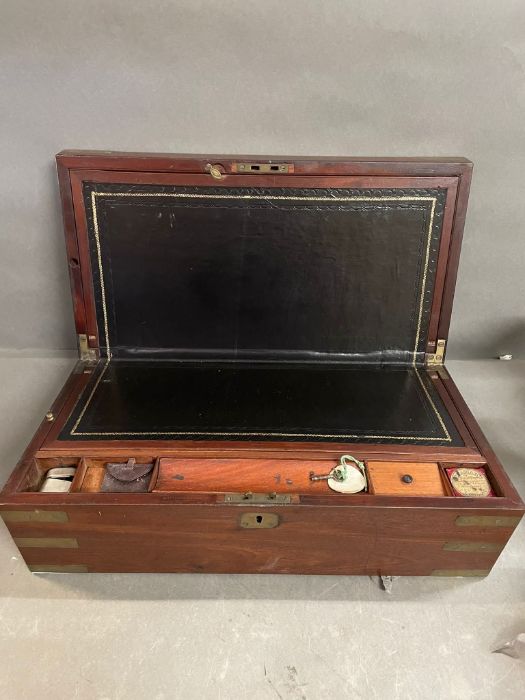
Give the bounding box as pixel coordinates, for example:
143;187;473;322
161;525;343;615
1;510;69;523
455;515;521;528
28;564;88;574
431;569;490;577
14;538;78;549
442;541;503;553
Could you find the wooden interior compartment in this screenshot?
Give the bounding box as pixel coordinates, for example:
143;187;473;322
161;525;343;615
70;457;159;493
153;457;347;494
366;460;504;498
439;462;501;497
20;456;82;492
20;454;508;501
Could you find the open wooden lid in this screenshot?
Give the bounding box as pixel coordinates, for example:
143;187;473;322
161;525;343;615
57;152;472;366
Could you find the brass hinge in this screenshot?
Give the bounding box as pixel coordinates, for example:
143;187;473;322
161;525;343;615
426;339;446;367
78;334;97;363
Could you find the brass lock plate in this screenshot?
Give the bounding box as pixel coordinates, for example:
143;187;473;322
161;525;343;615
240;513;280;529
224;492;291;504
232;162;293;174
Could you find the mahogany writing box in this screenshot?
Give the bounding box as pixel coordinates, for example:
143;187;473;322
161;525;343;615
1;152;523;576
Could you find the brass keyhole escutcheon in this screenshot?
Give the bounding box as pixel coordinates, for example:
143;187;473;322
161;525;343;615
240;513;279;529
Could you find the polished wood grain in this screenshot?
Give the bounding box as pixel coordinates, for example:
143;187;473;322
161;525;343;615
155;457;340;494
56;161;88;337
0;365;84;494
429;370;477;449
56;151;473;176
437;164;473;343
1;501;520;575
75;463;104;493
39;439;482;462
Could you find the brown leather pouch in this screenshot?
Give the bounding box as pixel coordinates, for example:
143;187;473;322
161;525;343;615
101;458;153;493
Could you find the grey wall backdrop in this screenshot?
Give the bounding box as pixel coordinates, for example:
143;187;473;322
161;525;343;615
1;0;524;358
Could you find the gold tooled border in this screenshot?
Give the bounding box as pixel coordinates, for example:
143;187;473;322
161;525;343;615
70;190;450;442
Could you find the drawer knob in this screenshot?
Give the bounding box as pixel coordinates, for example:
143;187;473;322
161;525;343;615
401;474;413;484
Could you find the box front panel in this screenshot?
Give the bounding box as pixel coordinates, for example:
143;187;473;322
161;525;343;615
2;503;520;576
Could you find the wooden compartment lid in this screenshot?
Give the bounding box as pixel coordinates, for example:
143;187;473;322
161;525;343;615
367;461;446;496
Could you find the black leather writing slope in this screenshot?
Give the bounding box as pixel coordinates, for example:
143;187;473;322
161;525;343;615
60;361;463;445
54;181;459;445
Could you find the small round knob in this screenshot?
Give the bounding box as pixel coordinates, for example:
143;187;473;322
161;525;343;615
45;411;55;422
401;474;413;484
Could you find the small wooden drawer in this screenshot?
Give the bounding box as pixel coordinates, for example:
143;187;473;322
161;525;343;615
367;461;446;496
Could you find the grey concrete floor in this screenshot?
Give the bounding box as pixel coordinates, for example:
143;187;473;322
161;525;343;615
0;357;524;699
